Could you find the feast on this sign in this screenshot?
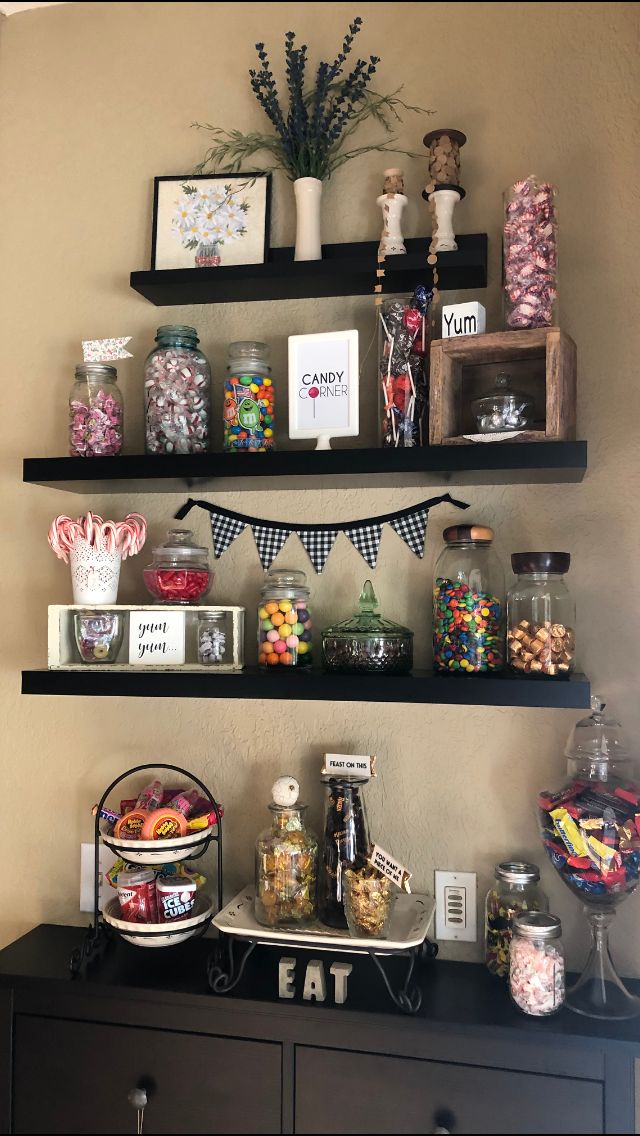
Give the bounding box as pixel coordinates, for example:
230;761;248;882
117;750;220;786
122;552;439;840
321;753;376;779
279;957;353;1004
128;610;186;665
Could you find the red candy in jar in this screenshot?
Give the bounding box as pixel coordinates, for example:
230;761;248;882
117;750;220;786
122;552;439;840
143;528;212;605
117;869;157;923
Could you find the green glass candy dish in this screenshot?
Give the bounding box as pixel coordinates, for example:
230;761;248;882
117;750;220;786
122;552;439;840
321;581;414;675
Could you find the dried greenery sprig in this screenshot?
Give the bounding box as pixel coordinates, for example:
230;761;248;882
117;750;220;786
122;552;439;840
193;17;432;181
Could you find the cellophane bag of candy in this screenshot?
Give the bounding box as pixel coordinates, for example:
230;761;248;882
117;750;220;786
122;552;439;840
378;286;432;448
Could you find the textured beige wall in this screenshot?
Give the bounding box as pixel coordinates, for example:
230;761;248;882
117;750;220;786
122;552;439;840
0;1;639;972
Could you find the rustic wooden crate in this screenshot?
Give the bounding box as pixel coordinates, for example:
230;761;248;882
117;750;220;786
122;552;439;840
429;327;577;445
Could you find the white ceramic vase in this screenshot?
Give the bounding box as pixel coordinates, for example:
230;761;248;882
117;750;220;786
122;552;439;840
429;187;462;252
294;177;323;261
69;538;122;604
376;192;408;255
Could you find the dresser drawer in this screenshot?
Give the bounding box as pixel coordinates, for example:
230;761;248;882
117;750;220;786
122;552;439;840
295;1045;603;1134
13;1015;282;1134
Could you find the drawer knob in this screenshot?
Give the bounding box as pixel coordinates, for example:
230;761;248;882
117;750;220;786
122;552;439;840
128;1087;148;1111
432;1129;450;1134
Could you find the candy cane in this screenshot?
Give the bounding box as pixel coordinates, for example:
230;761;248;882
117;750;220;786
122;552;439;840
48;512;147;562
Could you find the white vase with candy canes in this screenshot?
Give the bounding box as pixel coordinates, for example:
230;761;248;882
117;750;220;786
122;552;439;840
48;512;147;604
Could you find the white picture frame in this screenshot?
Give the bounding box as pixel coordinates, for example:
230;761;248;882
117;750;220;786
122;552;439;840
288;330;359;450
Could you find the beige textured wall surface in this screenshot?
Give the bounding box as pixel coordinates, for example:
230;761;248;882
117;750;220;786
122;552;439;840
0;1;639;971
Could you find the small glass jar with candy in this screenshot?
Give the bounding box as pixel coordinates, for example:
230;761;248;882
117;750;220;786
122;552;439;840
255;776;318;927
143;528;212;604
485;861;548;977
69;363;124;456
503;176;558;330
507;552;575;677
197;611;227;665
433;524;505;673
258;569;312;668
224;341;274;451
378;286;432;448
144;325;211;454
509;912;565;1017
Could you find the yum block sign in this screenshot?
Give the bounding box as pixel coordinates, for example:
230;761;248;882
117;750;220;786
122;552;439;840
442;301;486;338
128;610;186;665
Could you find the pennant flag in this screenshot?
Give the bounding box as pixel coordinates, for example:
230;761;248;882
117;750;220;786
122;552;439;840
252;525;291;570
389;508;428;559
297;529;339;574
344;524;383;570
82;336;133;362
210;513;246;559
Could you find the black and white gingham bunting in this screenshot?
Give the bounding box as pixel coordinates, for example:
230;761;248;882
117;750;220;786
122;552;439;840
389;508;428;558
177;492;469;574
252;525;291;570
210;513;246;559
297;529;339;574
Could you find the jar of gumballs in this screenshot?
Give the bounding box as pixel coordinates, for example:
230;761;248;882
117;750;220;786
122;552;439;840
144;325;211;454
224;341;274;451
258;569;312;668
69;363;123;456
433;524;505;673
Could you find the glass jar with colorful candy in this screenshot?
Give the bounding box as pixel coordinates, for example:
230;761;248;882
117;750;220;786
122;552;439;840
485;861;548;977
144;325;211;454
503;176;557;329
433;524;505;673
255;776;318;927
378;286;432;448
537;696;640;1019
507;552;575;677
143;528;212;604
258;569;312;668
69;363;123;456
224;341;274;451
319;774;370;928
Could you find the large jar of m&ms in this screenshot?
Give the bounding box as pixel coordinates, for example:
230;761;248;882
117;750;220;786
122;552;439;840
144;325;211;454
69;364;124;456
433;524;505;673
224;341;274;452
258;569;312;668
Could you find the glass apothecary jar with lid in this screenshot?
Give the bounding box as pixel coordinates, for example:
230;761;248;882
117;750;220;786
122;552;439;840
509;912;565;1016
255;776;318;927
485;861;548;976
471;372;533;435
69;363;123;456
507;552;575;677
224;341;274;452
144;325;211;454
143;528;212;604
322;579;413;674
433;524;505;673
258;569;312;668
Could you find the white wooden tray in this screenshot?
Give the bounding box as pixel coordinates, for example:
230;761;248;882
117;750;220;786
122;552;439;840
213;887;435;955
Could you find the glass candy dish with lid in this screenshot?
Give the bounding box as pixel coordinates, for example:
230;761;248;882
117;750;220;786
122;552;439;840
321;580;414;674
537;696;640;1019
143;528;212;604
471;372;533;434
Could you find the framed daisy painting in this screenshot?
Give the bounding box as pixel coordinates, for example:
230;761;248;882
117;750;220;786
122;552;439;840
151;173;271;270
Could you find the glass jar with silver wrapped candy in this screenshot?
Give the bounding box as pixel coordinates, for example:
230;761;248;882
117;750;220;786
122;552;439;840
322;580;413;674
507;553;575;677
144;325;211;454
471;372;533;434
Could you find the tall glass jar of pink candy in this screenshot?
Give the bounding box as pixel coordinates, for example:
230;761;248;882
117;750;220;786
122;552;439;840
503;176;558;329
144;325;211;454
69;363;123;456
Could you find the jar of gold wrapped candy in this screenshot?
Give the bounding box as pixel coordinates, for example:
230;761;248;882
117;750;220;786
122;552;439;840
255;776;318;927
343;864;393;938
507;553;575;677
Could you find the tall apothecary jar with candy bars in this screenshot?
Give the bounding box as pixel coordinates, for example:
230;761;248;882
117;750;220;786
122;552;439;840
144;325;211;454
433;524;505;673
503;176;558;330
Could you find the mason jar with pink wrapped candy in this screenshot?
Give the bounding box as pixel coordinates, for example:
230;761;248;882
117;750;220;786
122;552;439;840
48;511;147;604
69;363;124;457
503;176;558;330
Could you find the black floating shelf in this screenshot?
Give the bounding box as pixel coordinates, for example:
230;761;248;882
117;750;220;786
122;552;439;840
130;235;487;306
21;668;591;709
23;441;587;494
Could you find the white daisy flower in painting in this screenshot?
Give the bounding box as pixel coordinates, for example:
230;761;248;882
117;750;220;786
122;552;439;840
171;194;199;235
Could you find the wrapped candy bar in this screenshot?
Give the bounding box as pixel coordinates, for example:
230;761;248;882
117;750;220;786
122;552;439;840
503;176;557;330
378;287;432;448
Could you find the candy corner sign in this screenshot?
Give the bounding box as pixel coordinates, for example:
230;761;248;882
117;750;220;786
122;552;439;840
288;329;359;445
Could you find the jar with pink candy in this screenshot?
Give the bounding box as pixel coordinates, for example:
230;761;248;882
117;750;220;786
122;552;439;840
69;363;124;457
503;176;558;330
144;325;211;455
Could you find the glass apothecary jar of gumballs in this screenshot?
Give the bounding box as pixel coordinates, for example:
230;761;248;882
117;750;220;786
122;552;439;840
255;776;318;927
507;553;575;677
433;524;505;673
224;341;274;451
143;529;212;604
69;363;123;456
144;325;211;454
258;569;312;668
485;861;548;977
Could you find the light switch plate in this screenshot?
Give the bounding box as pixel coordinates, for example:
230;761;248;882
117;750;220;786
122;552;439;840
80;843;117;913
434;870;477;942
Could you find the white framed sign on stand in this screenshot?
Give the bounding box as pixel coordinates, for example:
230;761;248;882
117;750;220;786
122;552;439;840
288;329;359;450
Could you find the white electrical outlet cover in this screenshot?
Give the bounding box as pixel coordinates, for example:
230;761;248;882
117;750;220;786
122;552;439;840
434;870;477;942
80;843;117;913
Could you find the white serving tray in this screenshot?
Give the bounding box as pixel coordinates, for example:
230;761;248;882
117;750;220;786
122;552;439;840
214;887;435;955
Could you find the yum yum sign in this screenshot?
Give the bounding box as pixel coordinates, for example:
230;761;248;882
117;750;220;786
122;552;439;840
441;301;486;338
